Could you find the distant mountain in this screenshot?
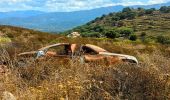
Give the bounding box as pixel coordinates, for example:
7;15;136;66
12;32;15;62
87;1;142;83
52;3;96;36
0;6;124;32
0;2;170;32
0;10;45;19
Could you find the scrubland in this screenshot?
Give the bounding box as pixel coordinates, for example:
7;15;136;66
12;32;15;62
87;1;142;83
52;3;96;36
0;33;170;99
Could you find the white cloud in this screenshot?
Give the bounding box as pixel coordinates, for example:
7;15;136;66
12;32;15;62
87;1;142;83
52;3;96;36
148;0;169;4
0;0;31;3
0;0;170;12
45;0;114;12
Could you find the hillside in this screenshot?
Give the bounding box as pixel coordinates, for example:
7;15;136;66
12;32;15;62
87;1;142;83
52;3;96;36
68;7;170;44
0;25;62;52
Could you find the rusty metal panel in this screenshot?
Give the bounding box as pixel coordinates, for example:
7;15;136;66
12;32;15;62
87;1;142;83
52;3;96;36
84;44;108;53
39;43;70;51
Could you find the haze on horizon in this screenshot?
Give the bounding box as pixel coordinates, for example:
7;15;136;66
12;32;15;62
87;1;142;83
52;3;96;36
0;0;170;12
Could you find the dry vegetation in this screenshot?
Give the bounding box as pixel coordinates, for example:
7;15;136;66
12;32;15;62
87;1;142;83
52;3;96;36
0;25;170;99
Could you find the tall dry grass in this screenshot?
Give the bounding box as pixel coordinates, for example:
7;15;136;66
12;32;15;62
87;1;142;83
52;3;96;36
0;41;170;100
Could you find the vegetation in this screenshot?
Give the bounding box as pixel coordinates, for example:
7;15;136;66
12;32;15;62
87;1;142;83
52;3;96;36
157;35;170;44
129;34;137;41
0;25;170;99
0;37;11;43
160;6;170;13
64;6;170;44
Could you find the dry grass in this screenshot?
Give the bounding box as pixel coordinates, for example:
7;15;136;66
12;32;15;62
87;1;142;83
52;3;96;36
0;39;170;100
0;25;169;99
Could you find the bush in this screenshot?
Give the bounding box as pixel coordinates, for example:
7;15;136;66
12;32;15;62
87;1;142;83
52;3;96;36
118;27;134;38
81;32;101;38
145;8;156;14
0;37;11;43
157;35;170;44
126;12;137;19
159;6;170;13
140;32;146;42
104;30;118;39
129;34;137;41
122;7;132;13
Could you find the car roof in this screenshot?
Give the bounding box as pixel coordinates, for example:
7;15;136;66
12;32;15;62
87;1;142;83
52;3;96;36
38;43;70;51
84;44;108;53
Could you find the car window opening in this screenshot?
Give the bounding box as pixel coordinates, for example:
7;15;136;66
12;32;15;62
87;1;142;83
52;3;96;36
81;46;98;55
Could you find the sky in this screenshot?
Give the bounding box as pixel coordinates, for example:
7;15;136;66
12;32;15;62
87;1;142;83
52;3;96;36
0;0;170;12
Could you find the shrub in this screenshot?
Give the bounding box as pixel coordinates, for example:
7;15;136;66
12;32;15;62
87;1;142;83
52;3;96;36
157;35;170;44
104;30;118;39
81;32;101;38
140;32;146;42
126;11;137;19
159;6;170;13
129;34;137;41
0;37;11;43
118;27;134;38
122;7;132;13
145;8;156;14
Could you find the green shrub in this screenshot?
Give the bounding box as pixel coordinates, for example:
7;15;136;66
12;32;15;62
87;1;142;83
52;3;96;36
157;35;170;44
129;34;137;41
104;30;118;39
0;37;11;43
81;32;101;38
122;7;132;13
145;8;156;14
159;6;170;13
118;27;134;38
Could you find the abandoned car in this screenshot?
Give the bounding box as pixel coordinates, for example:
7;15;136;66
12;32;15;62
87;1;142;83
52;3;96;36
18;43;138;65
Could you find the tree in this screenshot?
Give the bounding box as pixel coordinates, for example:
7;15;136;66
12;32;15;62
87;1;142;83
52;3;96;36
138;8;145;16
157;35;170;44
81;32;101;38
92;25;104;33
129;34;137;41
126;11;137;19
145;8;156;14
140;32;146;42
105;29;118;39
159;6;170;13
119;28;134;38
122;7;132;13
115;12;126;20
137;7;145;11
111;16;120;21
100;14;106;20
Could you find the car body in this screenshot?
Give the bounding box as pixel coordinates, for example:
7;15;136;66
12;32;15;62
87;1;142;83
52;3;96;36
18;43;138;65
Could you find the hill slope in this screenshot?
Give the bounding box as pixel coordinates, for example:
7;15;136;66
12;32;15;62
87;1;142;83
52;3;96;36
68;7;170;44
0;25;61;52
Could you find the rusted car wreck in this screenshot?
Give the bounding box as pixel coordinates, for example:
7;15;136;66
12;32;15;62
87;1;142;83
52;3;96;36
18;43;138;65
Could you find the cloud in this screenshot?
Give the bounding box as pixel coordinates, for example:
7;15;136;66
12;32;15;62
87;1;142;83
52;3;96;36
0;0;170;12
45;0;115;12
148;0;170;4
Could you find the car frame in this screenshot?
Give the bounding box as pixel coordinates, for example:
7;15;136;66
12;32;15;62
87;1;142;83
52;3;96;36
18;43;138;66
